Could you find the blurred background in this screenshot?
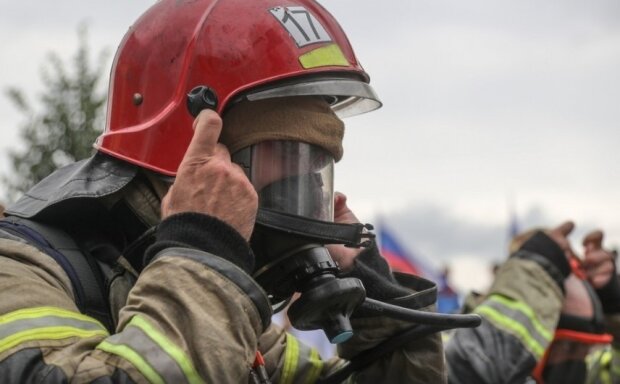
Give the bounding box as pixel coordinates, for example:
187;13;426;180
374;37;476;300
1;0;619;300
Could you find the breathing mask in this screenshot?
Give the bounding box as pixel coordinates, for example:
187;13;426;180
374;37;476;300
233;140;370;343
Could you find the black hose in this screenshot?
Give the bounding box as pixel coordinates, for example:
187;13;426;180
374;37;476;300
361;298;481;328
317;299;482;384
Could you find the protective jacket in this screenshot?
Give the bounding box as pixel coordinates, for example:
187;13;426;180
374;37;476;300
445;233;620;384
0;154;445;383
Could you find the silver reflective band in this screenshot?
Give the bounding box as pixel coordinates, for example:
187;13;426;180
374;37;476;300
0;315;106;340
104;327;190;384
245;79;382;118
0;307;109;355
97;316;204;384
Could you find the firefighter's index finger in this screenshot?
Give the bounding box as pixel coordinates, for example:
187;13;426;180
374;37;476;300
185;109;223;159
583;230;604;249
554;220;575;237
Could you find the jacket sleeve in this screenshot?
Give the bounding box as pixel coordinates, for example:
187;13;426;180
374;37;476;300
258;244;446;384
0;213;271;383
445;256;564;384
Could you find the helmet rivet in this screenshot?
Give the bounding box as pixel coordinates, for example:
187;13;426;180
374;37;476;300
133;93;144;106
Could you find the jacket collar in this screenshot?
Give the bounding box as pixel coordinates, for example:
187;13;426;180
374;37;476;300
6;153;138;222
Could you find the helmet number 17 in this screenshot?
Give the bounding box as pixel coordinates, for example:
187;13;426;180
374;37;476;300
270;6;332;47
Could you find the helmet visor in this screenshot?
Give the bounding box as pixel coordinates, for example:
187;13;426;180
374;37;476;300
248;141;334;221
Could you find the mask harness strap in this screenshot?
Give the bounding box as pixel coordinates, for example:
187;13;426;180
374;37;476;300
256;208;375;247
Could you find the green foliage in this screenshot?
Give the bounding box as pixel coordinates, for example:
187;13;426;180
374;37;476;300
2;25;109;201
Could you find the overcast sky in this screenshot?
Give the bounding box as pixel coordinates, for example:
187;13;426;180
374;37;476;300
1;0;619;292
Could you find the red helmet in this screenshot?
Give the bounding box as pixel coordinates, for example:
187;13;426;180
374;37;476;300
95;0;381;176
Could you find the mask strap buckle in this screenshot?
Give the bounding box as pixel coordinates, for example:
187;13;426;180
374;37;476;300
255;208;376;247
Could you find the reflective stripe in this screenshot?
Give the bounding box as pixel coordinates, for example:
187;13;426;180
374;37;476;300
0;315;105;340
279;333;325;384
601;351;613;384
587;347;605;370
0;307;106;329
304;348;323;384
0;307;108;354
611;346;620;377
98;340;164;384
281;333;300;384
474;296;551;360
96;316;204;384
599;372;612;384
598;351;612;384
485;294;553;341
299;44;349;69
586;347;619;384
129;316;203;384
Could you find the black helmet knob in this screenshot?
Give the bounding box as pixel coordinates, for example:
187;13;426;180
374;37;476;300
186;86;218;117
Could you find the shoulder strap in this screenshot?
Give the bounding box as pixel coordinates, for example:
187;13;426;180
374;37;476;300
0;217;115;332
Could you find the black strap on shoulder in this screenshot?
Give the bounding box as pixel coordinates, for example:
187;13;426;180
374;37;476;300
0;217;115;332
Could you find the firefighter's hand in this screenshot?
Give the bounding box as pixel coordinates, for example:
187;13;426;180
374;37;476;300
582;230;620;314
546;221;577;260
583;230;615;289
326;192;363;270
512;221;576;288
511;221;576;260
161;110;258;241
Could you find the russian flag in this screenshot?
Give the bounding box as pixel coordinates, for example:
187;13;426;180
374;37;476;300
378;222;461;312
378;224;438;281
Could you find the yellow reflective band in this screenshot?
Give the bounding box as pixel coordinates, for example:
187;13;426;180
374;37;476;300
0;326;108;354
0;306;106;330
599;368;612;384
601;349;613;367
304;348;323;384
281;333;300;384
128;316;204;384
487;295;553;341
299;43;349;69
476;306;545;358
611;347;620;377
98;340;165;384
587;348;605;367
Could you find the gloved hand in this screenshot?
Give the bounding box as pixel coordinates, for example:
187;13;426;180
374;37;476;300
511;221;575;290
583;230;620;314
326;192;411;301
326;192;365;271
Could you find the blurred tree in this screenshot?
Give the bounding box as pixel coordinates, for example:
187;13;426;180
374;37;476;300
2;25;109;201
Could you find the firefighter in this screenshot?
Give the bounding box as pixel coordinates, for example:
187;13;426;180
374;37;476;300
0;0;445;382
446;223;620;384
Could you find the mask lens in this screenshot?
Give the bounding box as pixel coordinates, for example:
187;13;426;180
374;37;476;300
249;141;334;221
